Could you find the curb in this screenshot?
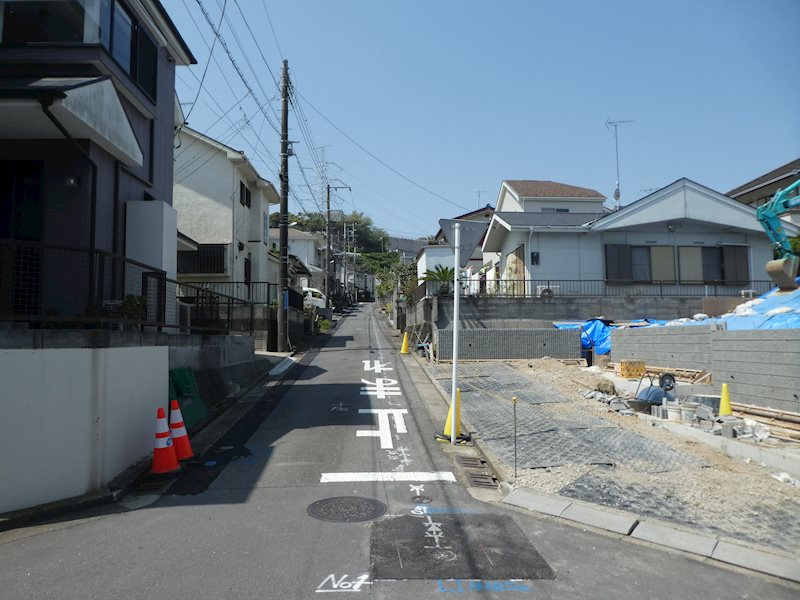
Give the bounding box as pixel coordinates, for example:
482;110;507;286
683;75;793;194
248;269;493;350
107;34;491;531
398;334;800;585
501;487;800;584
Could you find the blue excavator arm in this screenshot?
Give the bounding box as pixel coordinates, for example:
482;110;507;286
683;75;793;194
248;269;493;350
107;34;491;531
756;177;800;291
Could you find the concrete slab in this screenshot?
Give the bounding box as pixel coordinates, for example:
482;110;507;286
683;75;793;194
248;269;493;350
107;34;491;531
631;520;718;557
560;501;639;535
712;539;800;583
268;356;296;376
502;488;570;517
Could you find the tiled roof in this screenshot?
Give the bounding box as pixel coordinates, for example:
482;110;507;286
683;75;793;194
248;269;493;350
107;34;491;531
727;158;800;197
495;212;601;227
505;180;605;199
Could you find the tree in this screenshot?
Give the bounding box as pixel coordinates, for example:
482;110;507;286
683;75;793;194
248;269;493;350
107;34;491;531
422;265;455;283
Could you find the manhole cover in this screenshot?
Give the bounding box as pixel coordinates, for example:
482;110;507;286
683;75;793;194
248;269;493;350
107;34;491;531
307;496;387;522
412;495;432;504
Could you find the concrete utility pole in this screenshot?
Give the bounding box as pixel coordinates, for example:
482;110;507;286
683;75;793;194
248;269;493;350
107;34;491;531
325;184;350;309
278;60;290;352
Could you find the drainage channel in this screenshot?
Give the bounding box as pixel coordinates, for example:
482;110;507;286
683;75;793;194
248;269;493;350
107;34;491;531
457;455;499;489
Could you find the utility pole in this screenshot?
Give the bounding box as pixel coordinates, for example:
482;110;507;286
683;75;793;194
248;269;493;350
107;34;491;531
605;118;633;211
325;183;350;309
351;223;357;300
277;60;290;352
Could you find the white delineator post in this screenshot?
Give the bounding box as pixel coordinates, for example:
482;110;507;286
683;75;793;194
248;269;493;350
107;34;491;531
450;222;460;445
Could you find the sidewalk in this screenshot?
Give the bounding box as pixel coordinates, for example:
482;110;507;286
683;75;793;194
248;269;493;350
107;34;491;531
423;358;800;578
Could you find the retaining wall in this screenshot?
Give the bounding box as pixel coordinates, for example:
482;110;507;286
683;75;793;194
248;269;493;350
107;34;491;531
610;327;800;412
435;328;580;361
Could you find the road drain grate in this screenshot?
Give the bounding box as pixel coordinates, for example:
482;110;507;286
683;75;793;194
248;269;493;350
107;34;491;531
466;472;498;489
458;456;486;469
307;496;387;523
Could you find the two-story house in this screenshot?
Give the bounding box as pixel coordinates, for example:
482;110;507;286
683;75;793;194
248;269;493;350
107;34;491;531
173;126;279;303
0;0;196;323
267;227;325;290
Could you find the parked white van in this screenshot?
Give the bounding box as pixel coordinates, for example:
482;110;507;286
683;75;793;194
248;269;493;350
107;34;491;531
302;287;326;309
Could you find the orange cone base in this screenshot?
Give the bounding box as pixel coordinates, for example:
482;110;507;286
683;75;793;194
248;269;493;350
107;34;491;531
151;443;180;475
434;432;471;443
173;436;194;461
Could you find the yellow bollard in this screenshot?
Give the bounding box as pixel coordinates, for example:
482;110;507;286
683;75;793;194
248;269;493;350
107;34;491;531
719;383;732;416
399;332;410;354
435;388;470;442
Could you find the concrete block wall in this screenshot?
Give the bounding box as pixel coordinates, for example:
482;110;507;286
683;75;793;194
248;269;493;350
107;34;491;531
435;328;580;361
712;329;800;413
611;325;714;371
434;296;703;329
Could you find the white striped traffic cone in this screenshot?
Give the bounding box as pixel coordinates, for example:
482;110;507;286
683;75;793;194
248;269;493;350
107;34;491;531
169;399;194;460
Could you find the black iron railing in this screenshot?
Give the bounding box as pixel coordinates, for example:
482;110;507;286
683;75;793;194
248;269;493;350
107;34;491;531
180;281;278;305
417;278;775;300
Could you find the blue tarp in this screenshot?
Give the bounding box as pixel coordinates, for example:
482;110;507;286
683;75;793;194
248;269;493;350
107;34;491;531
554;319;622;355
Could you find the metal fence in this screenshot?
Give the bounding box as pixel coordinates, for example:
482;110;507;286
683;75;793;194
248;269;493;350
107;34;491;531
0;239;255;334
180;281;278;305
419;278;775;299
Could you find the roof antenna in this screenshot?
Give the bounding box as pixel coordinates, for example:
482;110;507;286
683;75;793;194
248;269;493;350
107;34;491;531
470;190;490;209
606;118;633;211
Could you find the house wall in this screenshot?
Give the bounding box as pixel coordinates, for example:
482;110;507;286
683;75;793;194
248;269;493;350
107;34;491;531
417;245;454;283
0;346;168;513
522;198;605;213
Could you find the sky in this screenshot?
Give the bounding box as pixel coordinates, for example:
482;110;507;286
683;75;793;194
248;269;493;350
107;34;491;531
165;0;800;240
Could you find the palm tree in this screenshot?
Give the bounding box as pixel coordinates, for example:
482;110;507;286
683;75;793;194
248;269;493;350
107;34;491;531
423;265;455;295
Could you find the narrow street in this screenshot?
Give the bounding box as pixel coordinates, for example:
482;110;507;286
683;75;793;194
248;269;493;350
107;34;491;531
0;304;795;599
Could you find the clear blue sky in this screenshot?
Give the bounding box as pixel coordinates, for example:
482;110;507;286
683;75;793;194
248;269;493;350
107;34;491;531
165;0;800;239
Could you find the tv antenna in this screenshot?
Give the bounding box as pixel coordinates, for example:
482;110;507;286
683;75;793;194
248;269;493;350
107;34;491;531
606;118;633;210
470;190;491;209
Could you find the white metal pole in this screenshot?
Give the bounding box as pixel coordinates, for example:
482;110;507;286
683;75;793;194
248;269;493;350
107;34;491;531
451;222;460;445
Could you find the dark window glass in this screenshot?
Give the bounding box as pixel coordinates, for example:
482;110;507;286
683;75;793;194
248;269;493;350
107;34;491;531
604;244;632;281
112;2;132;71
631;246;651;281
701;247;722;282
722;246;749;283
2;1;85;43
99;0;112;49
135;27;157;100
240;181;246;206
177;245;226;274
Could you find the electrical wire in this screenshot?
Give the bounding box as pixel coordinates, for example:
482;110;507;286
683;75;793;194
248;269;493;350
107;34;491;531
184;0;227;121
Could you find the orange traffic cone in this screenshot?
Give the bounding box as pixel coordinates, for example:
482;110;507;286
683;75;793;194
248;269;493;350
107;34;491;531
151;407;180;474
169;399;194;460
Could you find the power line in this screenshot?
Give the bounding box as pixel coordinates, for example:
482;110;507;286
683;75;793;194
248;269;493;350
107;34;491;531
184;0;227;121
294;90;468;211
260;0;284;59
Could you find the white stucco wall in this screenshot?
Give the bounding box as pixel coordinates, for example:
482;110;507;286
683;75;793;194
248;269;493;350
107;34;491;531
417;245;455;283
126;200;178;277
522;199;606;213
0;346;169;513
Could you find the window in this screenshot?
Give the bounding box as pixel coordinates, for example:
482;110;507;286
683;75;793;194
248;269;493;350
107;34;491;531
2;1;85;43
605;245;676;282
111;1;132;71
677;245;748;283
135;27;157;100
239;181;251;207
263;213;269;245
541;207;570;213
177;244;226;274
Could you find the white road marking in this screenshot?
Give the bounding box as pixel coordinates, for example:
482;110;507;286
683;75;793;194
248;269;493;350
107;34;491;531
356;408;408;449
360;378;402;399
320;472;456;483
362;360;393;373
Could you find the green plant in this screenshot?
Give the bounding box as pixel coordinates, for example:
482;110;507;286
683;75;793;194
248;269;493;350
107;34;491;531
319;318;331;332
120;295;146;320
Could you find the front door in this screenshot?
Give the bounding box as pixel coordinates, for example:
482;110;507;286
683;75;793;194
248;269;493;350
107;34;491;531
0;161;44;316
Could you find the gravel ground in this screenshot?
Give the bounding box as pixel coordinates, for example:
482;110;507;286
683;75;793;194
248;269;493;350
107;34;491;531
469;359;800;554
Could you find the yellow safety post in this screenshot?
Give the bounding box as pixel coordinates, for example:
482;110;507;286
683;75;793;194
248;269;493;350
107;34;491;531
719;383;732;416
435;388;470;443
400;331;410;354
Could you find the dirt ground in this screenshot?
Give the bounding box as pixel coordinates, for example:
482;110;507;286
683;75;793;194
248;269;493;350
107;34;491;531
505;358;800;545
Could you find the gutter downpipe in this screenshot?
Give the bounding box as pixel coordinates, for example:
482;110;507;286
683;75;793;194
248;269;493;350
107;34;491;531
528;226;534;297
40;97;99;310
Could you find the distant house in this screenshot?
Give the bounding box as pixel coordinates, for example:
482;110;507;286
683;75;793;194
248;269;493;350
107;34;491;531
174;127;279;301
480;178;794;296
268;228;325;290
416;205;495;284
727;158;800;226
386;236;425;264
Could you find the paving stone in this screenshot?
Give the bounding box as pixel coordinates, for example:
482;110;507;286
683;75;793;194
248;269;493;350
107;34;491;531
503;488;570;517
559;502;638;535
631;520;718;557
712;540;800;583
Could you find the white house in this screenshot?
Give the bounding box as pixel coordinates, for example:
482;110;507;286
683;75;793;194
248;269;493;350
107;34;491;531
481;178;796;296
173;127;279;300
416;205;495;284
268;228;326;290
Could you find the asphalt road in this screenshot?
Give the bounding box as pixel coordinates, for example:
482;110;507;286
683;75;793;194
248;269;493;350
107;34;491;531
0;303;797;599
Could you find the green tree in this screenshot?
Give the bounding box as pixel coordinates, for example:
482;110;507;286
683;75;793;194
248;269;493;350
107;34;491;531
422;265;455;283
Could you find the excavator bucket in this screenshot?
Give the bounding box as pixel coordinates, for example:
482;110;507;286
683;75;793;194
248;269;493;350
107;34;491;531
766;255;799;291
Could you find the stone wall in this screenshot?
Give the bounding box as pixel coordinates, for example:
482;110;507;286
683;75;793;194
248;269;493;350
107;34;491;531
611;325;715;371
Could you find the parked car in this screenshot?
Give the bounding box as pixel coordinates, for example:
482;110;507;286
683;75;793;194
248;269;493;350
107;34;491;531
303;287;326;309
